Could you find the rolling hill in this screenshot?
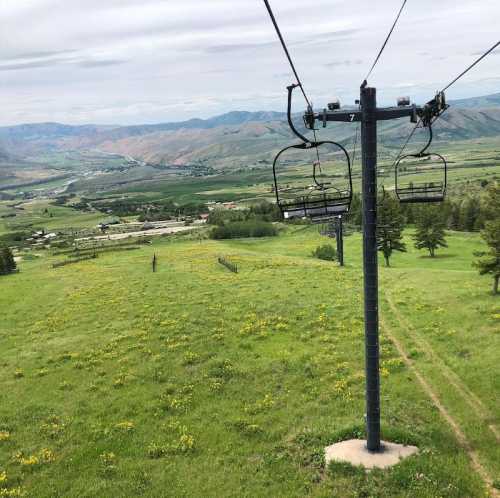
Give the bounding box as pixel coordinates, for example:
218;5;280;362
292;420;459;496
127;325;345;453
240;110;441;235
1;93;500;190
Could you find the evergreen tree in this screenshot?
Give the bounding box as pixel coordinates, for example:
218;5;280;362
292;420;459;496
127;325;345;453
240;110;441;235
346;193;362;227
5;246;16;272
377;193;406;267
463;197;481;232
449;202;462;230
407;204;417;225
474;183;500;294
413;206;447;257
0;246;16;274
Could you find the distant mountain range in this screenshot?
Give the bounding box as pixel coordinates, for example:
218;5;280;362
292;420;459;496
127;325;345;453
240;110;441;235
448;92;500;109
1;93;500;172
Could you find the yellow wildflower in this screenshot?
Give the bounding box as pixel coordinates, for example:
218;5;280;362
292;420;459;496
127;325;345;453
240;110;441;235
115;421;135;432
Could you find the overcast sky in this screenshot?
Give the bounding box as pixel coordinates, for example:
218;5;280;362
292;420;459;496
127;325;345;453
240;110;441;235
0;0;499;126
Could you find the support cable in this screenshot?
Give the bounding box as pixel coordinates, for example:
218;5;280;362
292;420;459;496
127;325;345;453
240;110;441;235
441;40;500;92
364;0;408;83
262;0;322;154
262;0;311;107
387;39;499;179
391;119;421;165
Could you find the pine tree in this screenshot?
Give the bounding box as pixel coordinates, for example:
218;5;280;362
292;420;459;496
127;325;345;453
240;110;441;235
463;197;481;231
0;246;16;274
346;193;362;227
449;203;461;230
5;246;16;272
377;193;406;267
474;183;500;294
413;206;447;257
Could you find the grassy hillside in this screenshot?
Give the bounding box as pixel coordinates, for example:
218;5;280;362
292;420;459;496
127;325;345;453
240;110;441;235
0;200;104;237
0;227;498;497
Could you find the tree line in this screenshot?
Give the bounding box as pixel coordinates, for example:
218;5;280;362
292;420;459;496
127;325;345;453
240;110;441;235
347;191;490;233
207;202;281;239
473;183;500;294
374;183;499;294
207;201;281;226
63;197;209;221
375;195;447;265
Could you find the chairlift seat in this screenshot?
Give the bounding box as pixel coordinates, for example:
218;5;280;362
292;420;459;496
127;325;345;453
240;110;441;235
273;141;353;221
396;182;445;203
281;190;351;220
395;152;447;204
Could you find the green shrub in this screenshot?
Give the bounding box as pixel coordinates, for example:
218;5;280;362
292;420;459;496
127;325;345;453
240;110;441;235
0;231;29;246
0;246;17;275
210;221;277;239
312;244;337;261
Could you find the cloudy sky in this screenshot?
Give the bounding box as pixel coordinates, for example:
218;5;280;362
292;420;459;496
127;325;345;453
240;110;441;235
0;0;499;126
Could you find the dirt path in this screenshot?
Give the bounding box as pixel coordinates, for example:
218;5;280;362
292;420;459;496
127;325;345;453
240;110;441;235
385;292;500;443
380;316;499;498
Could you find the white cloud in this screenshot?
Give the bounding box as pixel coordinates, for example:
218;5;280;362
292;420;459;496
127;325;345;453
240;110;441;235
0;0;498;125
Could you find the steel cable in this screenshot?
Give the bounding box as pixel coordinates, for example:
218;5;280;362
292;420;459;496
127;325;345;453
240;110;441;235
441;40;500;92
364;0;408;83
262;0;311;107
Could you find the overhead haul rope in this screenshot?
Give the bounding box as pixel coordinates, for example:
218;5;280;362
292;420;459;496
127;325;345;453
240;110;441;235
363;0;408;84
262;0;321;164
441;40;500;92
262;0;310;107
388;39;500;178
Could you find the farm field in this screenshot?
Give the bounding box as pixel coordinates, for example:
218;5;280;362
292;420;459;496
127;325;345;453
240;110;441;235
0;226;498;497
0;200;104;237
110;139;500;204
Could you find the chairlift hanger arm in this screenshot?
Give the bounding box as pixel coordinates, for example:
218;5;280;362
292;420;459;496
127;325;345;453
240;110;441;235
415;123;433;157
287;84;311;144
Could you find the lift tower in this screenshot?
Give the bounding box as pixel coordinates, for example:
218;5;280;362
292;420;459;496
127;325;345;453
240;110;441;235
306;84;421;451
335;216;344;267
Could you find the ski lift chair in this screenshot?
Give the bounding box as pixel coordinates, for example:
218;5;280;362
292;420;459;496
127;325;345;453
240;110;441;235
273;141;353;222
394;108;447;203
395;153;447;203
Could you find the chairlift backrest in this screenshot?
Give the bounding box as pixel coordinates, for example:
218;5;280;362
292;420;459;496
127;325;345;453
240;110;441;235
273;141;353;221
395;153;447;203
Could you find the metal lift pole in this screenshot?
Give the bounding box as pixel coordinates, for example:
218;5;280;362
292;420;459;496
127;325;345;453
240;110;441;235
360;85;380;451
336;216;344;267
307;88;420;452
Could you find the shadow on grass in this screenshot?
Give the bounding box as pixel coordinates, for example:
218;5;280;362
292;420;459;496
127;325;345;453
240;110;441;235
418;253;457;259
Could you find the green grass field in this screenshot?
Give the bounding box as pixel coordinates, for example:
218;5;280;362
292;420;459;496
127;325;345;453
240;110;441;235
0;200;105;237
106;138;499;203
0;226;498;497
